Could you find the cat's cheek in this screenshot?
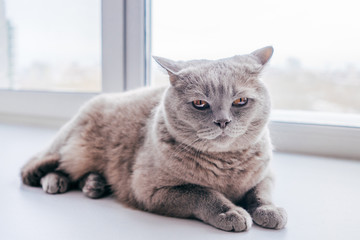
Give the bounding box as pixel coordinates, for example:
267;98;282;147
231;106;258;126
184;109;212;127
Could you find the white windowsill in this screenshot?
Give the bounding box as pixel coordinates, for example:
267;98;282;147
272;110;360;128
0;123;359;240
270;110;360;160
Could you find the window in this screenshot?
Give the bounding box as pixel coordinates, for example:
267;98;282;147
0;0;358;159
1;0;101;92
150;0;360;116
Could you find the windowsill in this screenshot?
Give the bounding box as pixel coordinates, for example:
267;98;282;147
270;110;360;160
272;110;360;128
1;123;359;240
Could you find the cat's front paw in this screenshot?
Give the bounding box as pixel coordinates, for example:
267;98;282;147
252;205;287;229
210;207;252;232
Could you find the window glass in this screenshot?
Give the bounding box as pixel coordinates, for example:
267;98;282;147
151;0;360;114
0;0;101;92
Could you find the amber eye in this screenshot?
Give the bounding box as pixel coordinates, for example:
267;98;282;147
192;100;210;110
232;97;248;107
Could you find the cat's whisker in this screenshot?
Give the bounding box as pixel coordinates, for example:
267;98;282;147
169;137;201;160
196;127;214;134
197;127;222;140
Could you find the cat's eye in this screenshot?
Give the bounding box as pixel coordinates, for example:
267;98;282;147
232;97;248;107
192;100;210;110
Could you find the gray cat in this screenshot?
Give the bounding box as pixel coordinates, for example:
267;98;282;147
21;46;287;232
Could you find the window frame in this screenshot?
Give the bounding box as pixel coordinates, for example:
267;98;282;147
0;0;359;160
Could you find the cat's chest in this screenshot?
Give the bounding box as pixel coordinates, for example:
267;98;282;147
167;149;269;199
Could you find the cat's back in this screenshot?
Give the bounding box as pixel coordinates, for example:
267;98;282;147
83;86;166;124
87;86;166;114
82;86;166;144
72;86;166;163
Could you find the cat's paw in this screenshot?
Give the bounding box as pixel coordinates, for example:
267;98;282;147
40;172;70;194
81;173;107;199
210;207;252;232
251;205;287;229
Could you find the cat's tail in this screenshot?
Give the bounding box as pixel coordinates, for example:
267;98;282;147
21;116;77;187
21;152;61;186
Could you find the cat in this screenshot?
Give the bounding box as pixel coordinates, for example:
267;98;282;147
21;46;287;232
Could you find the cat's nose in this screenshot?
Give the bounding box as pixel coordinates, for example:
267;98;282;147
213;119;231;129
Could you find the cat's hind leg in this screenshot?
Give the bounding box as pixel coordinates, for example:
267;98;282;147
21;110;98;190
79;172;109;199
21;101;108;194
40;172;70;194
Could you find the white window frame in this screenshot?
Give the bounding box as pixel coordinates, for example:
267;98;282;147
0;0;359;160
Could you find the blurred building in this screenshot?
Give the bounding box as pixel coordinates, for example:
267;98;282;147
0;0;13;89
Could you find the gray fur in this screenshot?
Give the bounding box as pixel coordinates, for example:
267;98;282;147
79;172;108;199
21;46;287;232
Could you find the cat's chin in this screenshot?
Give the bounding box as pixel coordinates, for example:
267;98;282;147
205;138;236;152
215;130;243;140
206;131;250;151
210;132;236;147
217;132;230;139
206;131;237;141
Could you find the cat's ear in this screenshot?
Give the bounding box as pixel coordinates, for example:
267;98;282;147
251;46;274;65
153;56;182;86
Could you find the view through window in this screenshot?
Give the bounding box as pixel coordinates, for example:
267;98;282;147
0;0;101;92
150;0;360;114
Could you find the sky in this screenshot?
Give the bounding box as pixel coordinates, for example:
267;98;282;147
2;0;360;71
3;0;101;70
152;0;360;70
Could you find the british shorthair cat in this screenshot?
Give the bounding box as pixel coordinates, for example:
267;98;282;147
21;46;287;232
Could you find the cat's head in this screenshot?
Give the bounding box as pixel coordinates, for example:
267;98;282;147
154;46;273;152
